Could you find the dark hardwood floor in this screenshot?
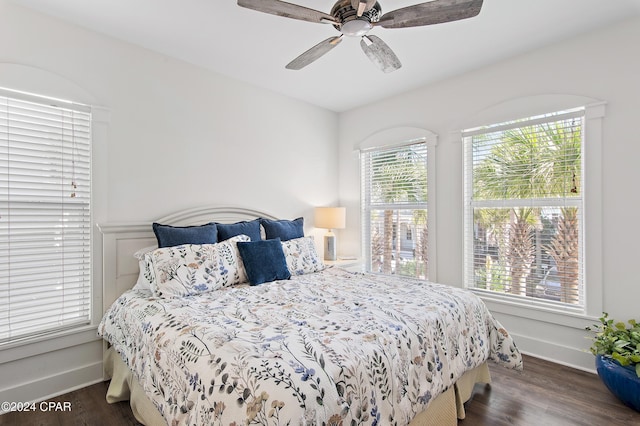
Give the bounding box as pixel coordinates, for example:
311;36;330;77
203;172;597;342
461;355;640;426
1;354;638;425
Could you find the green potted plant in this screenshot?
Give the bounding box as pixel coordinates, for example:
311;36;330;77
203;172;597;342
586;312;640;412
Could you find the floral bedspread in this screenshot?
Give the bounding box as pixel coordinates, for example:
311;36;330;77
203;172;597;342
99;267;522;426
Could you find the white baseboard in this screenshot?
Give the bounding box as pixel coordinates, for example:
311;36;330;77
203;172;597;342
510;331;597;374
0;361;104;414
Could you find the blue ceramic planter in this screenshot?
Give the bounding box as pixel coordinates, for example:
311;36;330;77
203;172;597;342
595;355;640;412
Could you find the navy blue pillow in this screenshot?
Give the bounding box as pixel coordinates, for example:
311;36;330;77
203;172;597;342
237;238;291;285
216;219;262;242
152;222;218;248
260;217;304;241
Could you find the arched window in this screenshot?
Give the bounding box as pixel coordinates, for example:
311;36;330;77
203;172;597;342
359;127;436;279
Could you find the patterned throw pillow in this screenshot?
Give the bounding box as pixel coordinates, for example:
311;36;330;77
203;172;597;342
133;246;158;292
148;235;250;298
281;236;325;276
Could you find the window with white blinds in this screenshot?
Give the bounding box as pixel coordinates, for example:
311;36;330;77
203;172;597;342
463;108;585;308
361;141;428;279
0;90;92;345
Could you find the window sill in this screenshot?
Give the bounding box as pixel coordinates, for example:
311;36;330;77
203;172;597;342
0;325;101;364
473;289;598;330
325;258;362;272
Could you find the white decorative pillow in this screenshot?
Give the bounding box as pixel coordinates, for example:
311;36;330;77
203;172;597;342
133;246;157;292
149;235;250;298
281;236;325;276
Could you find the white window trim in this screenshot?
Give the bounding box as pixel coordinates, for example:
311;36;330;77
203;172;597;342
582;102;605;317
460;100;605;327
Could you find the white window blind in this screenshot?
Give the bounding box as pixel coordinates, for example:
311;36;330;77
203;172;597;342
463;108;585;309
0;90;92;344
361;141;428;279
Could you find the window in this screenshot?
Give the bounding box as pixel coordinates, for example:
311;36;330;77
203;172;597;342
0;89;92;344
361;141;428;278
463;108;585;309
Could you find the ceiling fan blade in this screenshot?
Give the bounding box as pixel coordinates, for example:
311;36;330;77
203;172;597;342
350;0;377;17
286;36;343;70
378;0;483;29
360;35;401;73
238;0;337;24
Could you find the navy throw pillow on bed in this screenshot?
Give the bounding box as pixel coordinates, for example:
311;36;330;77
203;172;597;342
237;238;291;285
260;217;304;241
217;219;262;242
152;222;218;248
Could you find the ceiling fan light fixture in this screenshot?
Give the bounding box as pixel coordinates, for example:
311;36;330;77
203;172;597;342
340;19;372;36
238;0;484;72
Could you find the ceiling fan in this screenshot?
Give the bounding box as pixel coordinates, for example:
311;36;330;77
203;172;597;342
237;0;483;73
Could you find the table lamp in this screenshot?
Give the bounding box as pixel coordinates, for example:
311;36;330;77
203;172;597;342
315;207;346;261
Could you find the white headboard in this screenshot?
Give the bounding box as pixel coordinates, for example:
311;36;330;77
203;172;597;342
97;206;278;313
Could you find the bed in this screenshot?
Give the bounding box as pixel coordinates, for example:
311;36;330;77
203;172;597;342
97;206;522;426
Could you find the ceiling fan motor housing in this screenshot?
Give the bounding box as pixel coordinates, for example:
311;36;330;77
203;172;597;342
331;0;381;36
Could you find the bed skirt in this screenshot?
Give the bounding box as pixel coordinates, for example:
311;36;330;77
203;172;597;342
103;347;490;426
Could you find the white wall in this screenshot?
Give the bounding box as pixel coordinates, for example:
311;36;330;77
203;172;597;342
338;17;640;371
0;0;338;404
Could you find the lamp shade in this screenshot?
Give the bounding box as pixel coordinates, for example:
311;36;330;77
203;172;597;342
315;207;346;230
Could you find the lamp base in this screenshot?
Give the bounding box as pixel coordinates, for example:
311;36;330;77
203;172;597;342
324;233;337;261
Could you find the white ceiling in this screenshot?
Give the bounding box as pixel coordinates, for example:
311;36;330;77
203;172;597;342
9;0;640;112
